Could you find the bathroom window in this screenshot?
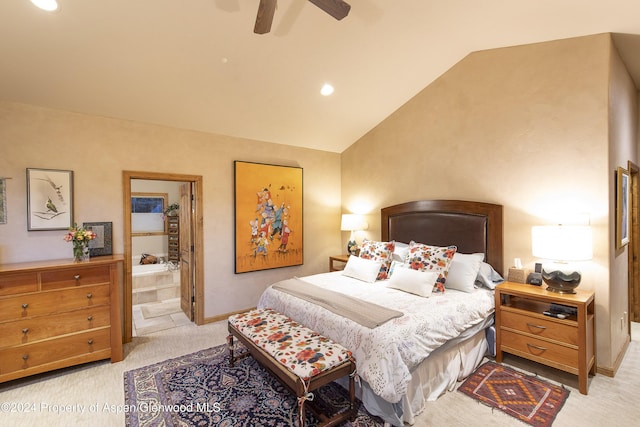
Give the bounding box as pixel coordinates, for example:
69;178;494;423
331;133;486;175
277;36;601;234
131;192;167;235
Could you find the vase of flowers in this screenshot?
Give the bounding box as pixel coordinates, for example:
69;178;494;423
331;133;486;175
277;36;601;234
64;223;96;262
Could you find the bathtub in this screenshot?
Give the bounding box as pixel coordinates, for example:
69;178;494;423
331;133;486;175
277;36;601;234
131;262;180;304
132;263;169;276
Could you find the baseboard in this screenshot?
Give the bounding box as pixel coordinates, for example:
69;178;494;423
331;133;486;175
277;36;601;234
203;307;257;324
596;334;630;377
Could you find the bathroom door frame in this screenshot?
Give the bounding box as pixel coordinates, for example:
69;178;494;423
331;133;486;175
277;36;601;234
122;171;204;342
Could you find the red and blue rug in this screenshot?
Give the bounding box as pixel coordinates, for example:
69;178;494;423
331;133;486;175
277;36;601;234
457;361;570;427
124;344;383;426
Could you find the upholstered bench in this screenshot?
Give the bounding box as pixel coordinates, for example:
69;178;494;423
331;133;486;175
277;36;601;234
227;308;357;427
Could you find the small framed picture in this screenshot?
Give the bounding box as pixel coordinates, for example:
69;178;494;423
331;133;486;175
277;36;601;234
83;222;113;257
27;168;73;231
616;166;630;249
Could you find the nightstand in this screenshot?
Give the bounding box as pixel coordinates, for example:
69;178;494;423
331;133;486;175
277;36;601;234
329;254;350;272
495;282;596;394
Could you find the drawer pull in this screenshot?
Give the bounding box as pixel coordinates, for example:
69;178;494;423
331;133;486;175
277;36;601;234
21;303;28;309
526;322;546;330
74;274;81;280
527;343;547;352
87;339;94;345
87;315;93;321
22;328;29;334
87;293;93;299
22;354;29;361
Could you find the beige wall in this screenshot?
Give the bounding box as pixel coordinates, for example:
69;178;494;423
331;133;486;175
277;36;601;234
341;34;635;371
608;39;639;366
0;102;342;318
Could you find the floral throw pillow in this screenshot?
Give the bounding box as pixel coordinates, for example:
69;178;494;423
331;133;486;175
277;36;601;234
404;241;457;292
359;239;395;280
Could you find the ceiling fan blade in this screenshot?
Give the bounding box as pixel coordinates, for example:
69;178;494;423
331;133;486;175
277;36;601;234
308;0;351;20
254;0;277;34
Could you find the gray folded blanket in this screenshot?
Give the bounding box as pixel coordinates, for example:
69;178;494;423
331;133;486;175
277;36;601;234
272;277;403;328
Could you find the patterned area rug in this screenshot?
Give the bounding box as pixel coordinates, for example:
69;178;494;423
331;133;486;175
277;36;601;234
124;344;383;427
457;361;569;427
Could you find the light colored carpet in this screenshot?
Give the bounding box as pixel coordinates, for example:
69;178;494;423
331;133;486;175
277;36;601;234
140;300;181;319
0;321;638;426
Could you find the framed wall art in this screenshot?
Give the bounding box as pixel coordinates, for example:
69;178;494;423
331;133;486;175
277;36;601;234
27;168;73;231
616;166;630;249
0;178;7;224
234;161;303;273
131;192;167;235
83;221;113;256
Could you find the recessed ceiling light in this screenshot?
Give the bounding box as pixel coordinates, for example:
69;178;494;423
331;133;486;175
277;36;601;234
320;83;334;96
30;0;58;11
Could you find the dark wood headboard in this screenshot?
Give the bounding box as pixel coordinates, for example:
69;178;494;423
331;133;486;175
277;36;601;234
381;200;504;275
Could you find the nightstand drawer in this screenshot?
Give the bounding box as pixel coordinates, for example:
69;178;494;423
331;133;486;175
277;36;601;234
501;330;578;370
501;310;578;346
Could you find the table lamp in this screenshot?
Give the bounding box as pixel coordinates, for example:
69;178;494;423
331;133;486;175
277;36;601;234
531;225;593;294
341;214;368;255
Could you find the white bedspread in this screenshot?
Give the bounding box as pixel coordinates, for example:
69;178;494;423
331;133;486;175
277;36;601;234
257;272;495;404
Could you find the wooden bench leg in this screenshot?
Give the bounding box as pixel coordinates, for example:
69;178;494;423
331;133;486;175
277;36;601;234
349;372;356;421
227;334;235;367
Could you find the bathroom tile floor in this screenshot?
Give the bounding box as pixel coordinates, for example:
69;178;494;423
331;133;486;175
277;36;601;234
132;297;191;336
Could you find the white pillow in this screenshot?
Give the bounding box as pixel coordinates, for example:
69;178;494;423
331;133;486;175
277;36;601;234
475;261;505;289
445;253;484;292
386;266;439;297
392;241;410;262
342;255;383;283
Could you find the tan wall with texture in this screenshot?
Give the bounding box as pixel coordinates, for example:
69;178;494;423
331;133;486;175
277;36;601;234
341;34;629;370
0;102;342;318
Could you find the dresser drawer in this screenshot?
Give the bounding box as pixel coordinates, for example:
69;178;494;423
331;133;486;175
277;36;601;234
40;266;111;290
0;273;39;296
0;328;111;378
501;329;578;370
0;284;110;322
0;306;111;348
501;310;578;346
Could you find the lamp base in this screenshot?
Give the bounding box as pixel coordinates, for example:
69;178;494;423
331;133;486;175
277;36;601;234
542;269;581;294
347;240;357;256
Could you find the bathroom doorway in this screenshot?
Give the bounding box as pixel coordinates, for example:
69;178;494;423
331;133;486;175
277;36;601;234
123;171;204;341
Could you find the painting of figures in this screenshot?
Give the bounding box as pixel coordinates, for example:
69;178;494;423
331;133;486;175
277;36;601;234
234;161;303;273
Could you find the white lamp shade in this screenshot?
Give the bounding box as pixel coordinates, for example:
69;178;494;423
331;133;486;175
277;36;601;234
340;214;368;231
532;225;593;261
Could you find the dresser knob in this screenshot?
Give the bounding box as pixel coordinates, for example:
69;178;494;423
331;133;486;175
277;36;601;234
87;315;93;321
87;339;94;345
22;328;29;334
87;293;93;299
21;303;28;309
22;354;29;361
74;274;81;280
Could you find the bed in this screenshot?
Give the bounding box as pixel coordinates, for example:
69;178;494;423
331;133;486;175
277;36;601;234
258;200;504;426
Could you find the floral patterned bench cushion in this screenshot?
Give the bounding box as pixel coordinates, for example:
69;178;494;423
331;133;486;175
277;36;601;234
229;308;353;380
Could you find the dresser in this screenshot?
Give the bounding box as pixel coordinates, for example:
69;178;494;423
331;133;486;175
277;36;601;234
0;255;123;383
167;215;180;263
495;281;595;394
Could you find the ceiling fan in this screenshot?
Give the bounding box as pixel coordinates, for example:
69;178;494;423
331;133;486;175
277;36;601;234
254;0;351;34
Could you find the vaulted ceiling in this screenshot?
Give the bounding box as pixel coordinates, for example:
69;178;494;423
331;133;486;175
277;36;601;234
1;0;639;153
